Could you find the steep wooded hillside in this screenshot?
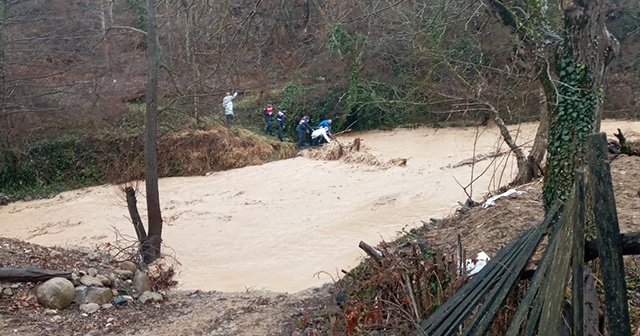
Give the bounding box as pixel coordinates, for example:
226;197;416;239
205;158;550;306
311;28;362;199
0;0;637;147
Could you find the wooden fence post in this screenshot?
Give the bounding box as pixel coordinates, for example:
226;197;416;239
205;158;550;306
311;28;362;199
586;132;631;336
572;169;586;336
538;196;575;336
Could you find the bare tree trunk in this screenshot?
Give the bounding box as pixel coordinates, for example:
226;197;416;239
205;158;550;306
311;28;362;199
100;0;110;69
0;0;7;150
144;0;162;264
125;187;148;245
0;0;5;126
511;87;549;185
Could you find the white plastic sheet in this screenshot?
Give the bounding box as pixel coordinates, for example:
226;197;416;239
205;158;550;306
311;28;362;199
465;251;490;275
482;189;526;208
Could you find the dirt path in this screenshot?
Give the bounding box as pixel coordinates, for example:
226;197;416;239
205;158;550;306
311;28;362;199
121;286;332;336
0;120;638;293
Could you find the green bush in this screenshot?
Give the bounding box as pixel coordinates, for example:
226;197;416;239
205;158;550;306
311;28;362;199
0;137;102;198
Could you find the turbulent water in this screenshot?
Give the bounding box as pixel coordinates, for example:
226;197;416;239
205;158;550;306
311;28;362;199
1;120;638;292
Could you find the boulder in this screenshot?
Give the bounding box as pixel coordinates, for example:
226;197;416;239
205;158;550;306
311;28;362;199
113;270;134;280
108;273;122;288
96;275;110;287
85;287;113;305
138;291;163;304
118;261;138;274
80;275;104;287
36;277;75;310
73;286;88;304
132;271;152;294
71;273;82;286
79;302;100;314
87;268;98;277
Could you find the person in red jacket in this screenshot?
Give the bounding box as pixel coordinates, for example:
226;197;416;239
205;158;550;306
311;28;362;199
263;100;275;136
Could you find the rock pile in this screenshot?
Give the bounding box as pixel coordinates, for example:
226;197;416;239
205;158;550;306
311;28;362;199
4;261;164;315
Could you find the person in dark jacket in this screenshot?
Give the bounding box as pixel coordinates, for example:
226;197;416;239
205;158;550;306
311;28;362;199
295;115;313;148
263;100;275;135
276;108;286;141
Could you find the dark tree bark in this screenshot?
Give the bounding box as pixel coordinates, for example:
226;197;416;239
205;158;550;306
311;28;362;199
585;232;640;263
511;87;549;185
358;240;384;264
0;267;71;282
542;0;619;211
124;186;151;260
484;0;619;206
143;0;162;264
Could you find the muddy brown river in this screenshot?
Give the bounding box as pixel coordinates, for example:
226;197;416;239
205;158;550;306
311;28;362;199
1;121;638;292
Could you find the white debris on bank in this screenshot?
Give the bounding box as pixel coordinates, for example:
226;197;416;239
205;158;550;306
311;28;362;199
481;189;526;208
466;252;491;276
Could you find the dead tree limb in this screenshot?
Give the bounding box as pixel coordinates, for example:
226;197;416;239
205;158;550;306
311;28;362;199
125;186;156;264
0;268;71;283
451;150;509;168
613;128;626;146
359;240;384;264
125;187;147;243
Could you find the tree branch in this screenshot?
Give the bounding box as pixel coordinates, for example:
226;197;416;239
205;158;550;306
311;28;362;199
107;25;147;35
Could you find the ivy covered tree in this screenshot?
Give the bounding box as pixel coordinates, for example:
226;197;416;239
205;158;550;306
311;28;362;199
542;0;619;210
485;0;619;211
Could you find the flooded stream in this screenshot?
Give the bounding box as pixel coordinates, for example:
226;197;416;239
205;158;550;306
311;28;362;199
1;121;638;292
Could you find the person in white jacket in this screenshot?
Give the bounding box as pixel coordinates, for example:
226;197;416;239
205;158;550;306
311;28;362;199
222;89;241;126
311;126;332;145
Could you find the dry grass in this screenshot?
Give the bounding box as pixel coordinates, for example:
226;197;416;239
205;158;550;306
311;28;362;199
98;126;296;183
327;241;466;335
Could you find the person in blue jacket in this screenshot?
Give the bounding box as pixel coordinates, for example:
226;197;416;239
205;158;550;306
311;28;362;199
316;119;333;143
318;119;332;132
276;107;286;142
295;115;313;148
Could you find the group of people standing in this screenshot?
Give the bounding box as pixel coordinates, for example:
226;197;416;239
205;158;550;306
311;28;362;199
262;100;286;142
222;90;332;147
264;101;333;148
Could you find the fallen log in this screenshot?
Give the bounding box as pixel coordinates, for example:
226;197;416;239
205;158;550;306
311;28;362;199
359;241;384;264
518;232;640;280
450;149;510;168
585;232;640;262
0;267;72;283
